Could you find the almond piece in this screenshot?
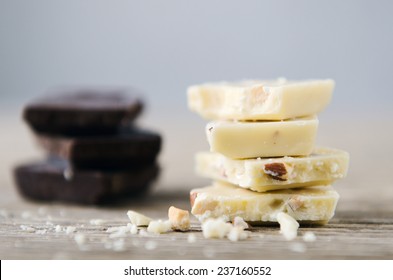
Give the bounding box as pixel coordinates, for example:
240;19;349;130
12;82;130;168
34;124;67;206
168;206;190;231
264;162;287;181
190;192;198;207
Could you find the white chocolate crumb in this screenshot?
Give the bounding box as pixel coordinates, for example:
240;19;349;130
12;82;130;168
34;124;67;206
227;226;249;242
0;209;9;218
55;225;62;233
74;233;86;245
20;225;35;232
132;239;141;247
233;216;249;229
168;206;190;231
113;239;126;252
89;219;105;226
130;224;138;234
138;229;149;237
59;210;66;217
108;226;129;239
106;226;122;233
66;226;76;234
289;242;307;253
38;207;47;216
35;229;47;235
147;220;172;234
277;212;299;241
21;211;32;219
127;210;152;226
187;233;197;243
144;240;157;250
201;218;232;239
303;231;317;242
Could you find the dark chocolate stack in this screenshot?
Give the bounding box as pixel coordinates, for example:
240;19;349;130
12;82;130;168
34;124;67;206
14;88;161;204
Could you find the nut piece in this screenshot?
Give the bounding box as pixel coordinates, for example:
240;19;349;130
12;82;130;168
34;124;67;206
287;195;304;212
147;220;172;234
190;192;198;207
264;162;287;181
127;210;152;226
277;212;299;241
168;206;190;231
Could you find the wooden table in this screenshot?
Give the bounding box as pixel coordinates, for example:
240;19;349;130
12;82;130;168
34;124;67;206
1;115;392;259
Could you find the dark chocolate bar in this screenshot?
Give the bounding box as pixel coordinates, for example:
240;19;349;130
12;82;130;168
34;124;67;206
14;160;159;205
23;89;143;135
36;127;162;170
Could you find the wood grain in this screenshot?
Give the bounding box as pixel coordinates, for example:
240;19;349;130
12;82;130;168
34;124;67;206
1;188;392;260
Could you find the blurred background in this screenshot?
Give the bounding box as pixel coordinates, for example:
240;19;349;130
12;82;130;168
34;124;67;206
0;0;392;204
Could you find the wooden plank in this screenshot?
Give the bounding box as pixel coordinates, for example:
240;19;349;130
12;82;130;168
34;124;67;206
1;189;392;260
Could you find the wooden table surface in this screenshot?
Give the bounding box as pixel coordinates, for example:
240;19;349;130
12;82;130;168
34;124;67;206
1;114;392;260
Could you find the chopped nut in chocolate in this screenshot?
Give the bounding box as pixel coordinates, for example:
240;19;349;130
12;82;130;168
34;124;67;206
264;162;287;181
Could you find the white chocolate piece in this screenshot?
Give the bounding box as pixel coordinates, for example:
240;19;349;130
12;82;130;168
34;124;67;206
195;147;349;192
168;206;190;231
187;79;334;120
147;220;172;234
227;226;249;242
127;210;152;226
233;217;249;229
277;212;299;241
206;117;318;159
66;226;76;234
190;182;339;224
187;233;197;243
303;231;317;242
129;224;138;235
201;218;232;239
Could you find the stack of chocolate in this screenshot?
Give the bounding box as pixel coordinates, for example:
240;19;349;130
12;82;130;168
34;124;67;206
187;79;349;224
14;88;161;204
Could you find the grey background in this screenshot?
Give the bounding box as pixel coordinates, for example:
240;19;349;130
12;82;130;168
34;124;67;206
0;0;392;188
1;0;392;114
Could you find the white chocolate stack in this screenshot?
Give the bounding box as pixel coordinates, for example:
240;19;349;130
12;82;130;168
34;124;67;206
187;79;349;225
